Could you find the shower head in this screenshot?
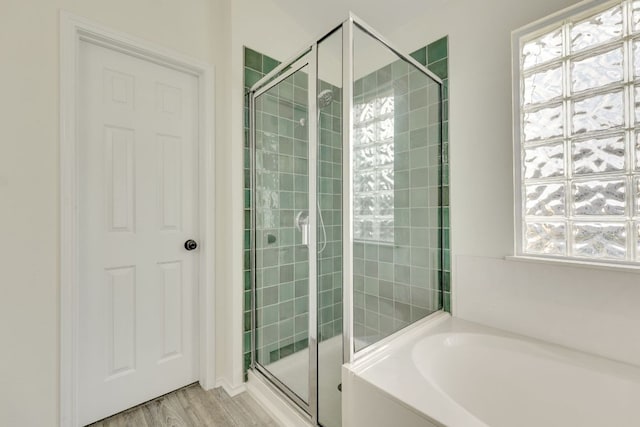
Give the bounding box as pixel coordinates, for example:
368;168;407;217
296;89;335;128
318;89;334;108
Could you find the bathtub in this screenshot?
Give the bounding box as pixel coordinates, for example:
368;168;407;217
342;312;640;427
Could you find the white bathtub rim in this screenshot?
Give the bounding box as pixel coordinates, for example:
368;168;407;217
417;330;640;384
345;312;485;427
350;312;640;377
349;310;451;372
415;330;640;427
346;313;640;427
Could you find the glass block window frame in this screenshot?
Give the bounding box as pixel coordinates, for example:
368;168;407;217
353;92;395;243
515;0;640;263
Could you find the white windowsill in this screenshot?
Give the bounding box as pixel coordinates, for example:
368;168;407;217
505;255;640;274
353;239;395;247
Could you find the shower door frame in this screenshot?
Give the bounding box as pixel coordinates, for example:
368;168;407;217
248;13;444;426
248;47;320;424
341;15;445;365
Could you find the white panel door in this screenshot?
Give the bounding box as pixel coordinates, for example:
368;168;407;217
78;40;199;425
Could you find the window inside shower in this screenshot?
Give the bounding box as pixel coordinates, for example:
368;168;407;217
353;91;395;243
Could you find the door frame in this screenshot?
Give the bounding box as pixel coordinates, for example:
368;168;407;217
59;11;216;427
248;53;319;422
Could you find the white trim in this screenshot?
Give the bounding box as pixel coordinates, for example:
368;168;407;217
59;11;216;427
342;17;355;366
307;43;319;424
512;0;612;40
215;377;247;397
249;54;316;416
246;371;313;427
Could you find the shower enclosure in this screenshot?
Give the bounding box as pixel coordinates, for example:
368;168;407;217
248;15;443;426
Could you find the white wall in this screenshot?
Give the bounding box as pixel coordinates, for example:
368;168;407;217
0;1;219;426
456;256;640;366
217;0;315;392
5;0;640;424
0;0;314;423
389;0;577;257
1;2;347;423
387;0;640;367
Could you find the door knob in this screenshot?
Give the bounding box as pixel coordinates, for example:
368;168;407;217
184;239;198;251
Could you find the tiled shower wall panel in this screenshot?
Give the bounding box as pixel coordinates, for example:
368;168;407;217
426;37;450;311
317;79;344;343
409;37;450;309
244;47;280;375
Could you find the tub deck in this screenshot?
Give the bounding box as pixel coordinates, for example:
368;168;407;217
343;312;640;427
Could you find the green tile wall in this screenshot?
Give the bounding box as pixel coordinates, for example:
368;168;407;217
244;47;279;376
316;80;344;342
411;37;450;312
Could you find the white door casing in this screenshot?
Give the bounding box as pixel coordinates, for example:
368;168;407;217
60;13;215;427
78;40;199;425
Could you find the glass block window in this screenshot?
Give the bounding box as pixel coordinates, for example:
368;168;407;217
517;1;640;263
353;93;395;242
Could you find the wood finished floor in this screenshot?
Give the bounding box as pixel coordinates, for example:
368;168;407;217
88;384;278;427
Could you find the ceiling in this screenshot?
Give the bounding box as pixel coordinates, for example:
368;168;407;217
268;0;444;41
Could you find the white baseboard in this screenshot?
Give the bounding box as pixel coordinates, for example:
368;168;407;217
246;370;313;427
215;377;246;397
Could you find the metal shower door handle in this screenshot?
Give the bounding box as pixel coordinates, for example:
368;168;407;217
295;211;309;247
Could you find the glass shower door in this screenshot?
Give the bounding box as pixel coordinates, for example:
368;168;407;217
316;27;344;427
348;24;443;354
248;15;444;427
252;62;313;409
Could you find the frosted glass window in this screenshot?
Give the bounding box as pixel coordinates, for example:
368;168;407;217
573;222;627;260
572;179;626;216
523;104;563;142
522;28;563;70
517;0;640;264
572;90;624;134
633;1;640;32
571;47;623;92
353;93;395;242
633;40;640;77
523;66;562;105
572;134;625;174
570;5;623;53
523;142;564;179
525;222;566;255
525;183;565;216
